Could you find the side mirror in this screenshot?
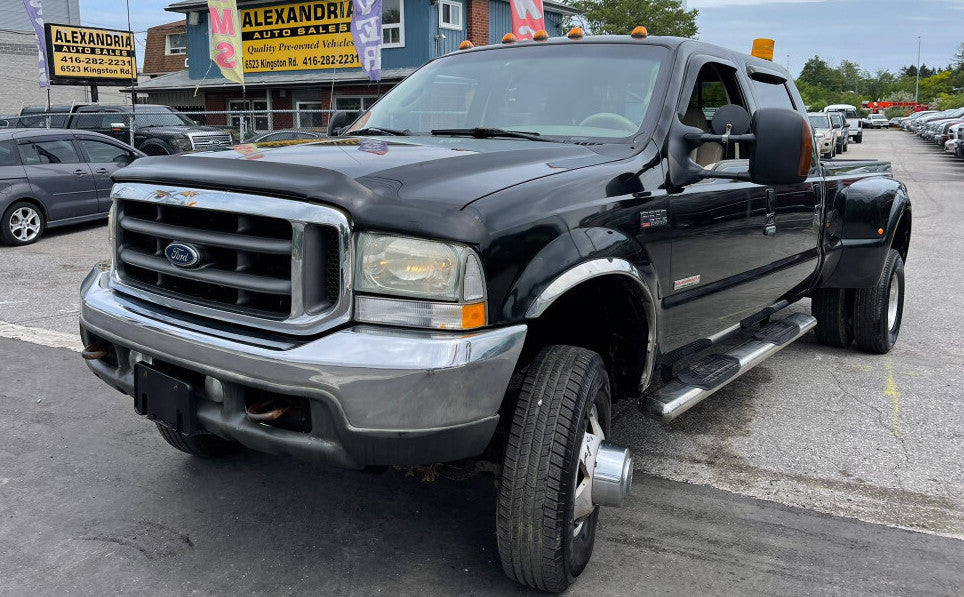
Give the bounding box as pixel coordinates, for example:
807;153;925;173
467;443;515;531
748;108;812;186
327;110;351;136
110;122;128;132
667;105;812;188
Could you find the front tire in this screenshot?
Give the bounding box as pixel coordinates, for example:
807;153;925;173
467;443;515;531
1;200;45;246
853;249;904;354
497;345;612;593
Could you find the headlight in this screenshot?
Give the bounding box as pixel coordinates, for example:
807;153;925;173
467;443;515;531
355;233;487;330
170;137;193;152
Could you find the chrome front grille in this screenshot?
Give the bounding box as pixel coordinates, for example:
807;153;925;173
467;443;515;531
110;183;351;335
188;132;233;150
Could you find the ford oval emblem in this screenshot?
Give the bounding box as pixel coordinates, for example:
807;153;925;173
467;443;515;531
164;242;202;268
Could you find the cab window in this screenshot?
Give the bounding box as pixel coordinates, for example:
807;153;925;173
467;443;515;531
681;62;749;167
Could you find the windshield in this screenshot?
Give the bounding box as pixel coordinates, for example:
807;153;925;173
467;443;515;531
133;108;194;128
809;115;830;128
348;43;668;141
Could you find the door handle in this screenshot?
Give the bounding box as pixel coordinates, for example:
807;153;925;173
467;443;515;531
73;169;87;176
94;168;109;174
764;188;777;235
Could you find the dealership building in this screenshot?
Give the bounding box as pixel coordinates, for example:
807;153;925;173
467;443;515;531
134;0;575;133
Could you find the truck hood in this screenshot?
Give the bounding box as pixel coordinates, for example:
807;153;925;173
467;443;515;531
199;136;621;203
135;125;228;136
112;136;627;244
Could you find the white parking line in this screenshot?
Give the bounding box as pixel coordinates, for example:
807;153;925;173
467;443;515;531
0;321;83;352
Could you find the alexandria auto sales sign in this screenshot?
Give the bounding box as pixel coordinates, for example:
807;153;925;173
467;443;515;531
43;23;137;85
241;0;362;73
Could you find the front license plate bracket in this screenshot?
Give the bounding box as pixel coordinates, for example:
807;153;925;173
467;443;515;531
134;363;201;436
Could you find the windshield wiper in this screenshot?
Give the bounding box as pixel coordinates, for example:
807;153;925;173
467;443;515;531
348;127;410;136
431;127;551;142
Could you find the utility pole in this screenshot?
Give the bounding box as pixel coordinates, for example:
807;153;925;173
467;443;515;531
914;36;921;106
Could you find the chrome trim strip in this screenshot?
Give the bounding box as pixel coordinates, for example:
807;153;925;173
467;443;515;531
526;258;658;393
109;182;353;336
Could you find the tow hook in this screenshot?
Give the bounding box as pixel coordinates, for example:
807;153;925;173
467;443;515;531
245;399;291;422
81;342;113;361
591;441;633;507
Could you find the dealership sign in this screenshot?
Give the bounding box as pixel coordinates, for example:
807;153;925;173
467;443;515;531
43;23;136;85
241;0;361;73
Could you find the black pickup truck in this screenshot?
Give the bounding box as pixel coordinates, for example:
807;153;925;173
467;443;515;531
79;34;911;592
15;104;233;155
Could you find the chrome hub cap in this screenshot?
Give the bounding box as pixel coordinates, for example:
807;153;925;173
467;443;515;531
9;207;41;242
887;271;899;330
573;403;605;536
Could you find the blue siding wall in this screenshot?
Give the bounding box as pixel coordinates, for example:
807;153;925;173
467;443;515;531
488;0;564;45
187;0;436;81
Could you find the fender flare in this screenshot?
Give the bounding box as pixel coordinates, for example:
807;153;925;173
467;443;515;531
523;257;660;394
819;178;911;289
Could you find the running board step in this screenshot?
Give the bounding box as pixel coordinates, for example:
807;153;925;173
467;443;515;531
646;313;816;423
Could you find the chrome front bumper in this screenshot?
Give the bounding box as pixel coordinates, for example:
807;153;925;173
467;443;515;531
80;268;527;468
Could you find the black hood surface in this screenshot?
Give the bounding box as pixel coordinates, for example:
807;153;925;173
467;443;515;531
113;136;628;244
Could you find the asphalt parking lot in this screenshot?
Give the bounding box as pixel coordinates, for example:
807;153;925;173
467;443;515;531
1;129;962;595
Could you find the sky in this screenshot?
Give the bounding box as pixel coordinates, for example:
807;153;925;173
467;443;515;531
77;0;964;78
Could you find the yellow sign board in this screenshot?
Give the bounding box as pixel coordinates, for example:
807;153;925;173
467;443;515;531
240;0;360;73
44;23;137;85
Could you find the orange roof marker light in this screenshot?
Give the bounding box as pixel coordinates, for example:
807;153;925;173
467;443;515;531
533;29;549;41
751;38;775;61
567;27;584;40
502;33;517;44
459;40;474;50
631;26;648;39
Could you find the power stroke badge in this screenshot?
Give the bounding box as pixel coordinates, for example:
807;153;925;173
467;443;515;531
673;274;701;291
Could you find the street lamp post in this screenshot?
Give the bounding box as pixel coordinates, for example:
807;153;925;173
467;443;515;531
914;36;921;107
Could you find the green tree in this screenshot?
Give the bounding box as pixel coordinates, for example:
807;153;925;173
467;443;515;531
568;0;698;37
798;56;845;91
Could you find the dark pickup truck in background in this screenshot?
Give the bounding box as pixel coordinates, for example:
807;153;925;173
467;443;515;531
8;104;232;155
79;34;911;592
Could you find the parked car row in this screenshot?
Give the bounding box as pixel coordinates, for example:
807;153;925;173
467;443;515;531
898;107;964;159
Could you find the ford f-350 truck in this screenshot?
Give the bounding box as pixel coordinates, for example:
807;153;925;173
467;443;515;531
79;34;911;592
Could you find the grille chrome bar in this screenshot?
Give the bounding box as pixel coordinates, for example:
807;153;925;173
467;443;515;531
109;182;352;336
119;214;292;254
119;249;292;295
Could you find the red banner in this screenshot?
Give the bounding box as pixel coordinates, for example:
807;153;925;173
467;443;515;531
509;0;545;41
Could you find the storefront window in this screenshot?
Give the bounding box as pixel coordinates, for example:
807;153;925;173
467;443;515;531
383;0;403;47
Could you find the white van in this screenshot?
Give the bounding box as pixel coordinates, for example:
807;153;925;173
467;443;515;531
824;104;863;143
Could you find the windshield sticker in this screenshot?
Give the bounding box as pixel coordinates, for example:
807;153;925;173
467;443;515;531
358;138;388;155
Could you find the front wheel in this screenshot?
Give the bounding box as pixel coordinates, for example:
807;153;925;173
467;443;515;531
497;345;612;592
853;249;904;354
855;133;863;143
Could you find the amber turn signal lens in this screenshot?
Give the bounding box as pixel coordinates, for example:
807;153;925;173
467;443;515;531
461;303;486;329
631;26;648;39
459;40;474;50
533;29;549;41
567;27;584;40
878;228;884;235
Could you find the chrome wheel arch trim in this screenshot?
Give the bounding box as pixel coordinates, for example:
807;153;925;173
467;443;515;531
524;258;658;393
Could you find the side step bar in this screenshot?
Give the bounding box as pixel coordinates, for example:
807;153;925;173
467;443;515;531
645;313;817;423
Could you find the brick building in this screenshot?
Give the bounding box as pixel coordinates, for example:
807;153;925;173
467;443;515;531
0;0;128;114
132;0;575;134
